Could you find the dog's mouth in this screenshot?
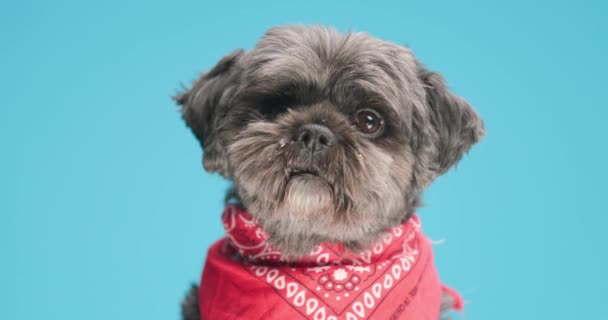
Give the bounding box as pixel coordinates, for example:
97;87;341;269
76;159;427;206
287;167;332;186
289;168;318;178
284;167;335;206
289;167;325;179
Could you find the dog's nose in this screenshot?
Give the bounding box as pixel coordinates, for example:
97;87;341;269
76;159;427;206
295;124;335;154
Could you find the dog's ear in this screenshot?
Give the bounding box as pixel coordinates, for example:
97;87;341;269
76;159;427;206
174;49;245;176
415;68;485;183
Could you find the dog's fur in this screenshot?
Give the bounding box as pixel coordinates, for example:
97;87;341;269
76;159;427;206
175;25;484;319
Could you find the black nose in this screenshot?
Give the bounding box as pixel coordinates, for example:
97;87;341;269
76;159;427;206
295;124;335;154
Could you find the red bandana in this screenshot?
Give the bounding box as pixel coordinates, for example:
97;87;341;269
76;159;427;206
199;205;463;320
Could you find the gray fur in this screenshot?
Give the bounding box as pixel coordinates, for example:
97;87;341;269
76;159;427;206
175;24;484;319
177;49;245;176
181;284;199;320
440;291;457;319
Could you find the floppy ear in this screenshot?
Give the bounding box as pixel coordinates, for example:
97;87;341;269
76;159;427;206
416;68;485;181
174;49;245;176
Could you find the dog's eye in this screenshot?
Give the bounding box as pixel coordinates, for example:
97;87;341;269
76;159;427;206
259;103;286;119
355;109;384;135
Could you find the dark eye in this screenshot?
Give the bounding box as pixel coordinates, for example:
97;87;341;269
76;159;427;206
259;103;286;119
355;109;384;135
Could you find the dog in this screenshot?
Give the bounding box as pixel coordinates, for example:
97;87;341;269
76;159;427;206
174;25;484;320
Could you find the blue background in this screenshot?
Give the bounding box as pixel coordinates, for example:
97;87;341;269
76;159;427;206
2;1;606;319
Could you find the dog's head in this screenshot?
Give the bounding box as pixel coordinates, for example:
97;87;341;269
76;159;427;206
175;25;484;256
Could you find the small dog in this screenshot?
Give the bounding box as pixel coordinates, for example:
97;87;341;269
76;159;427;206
175;25;484;320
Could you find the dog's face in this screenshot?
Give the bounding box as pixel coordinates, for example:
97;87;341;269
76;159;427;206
176;25;484;256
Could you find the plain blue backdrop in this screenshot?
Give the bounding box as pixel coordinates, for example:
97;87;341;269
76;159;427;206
2;0;606;319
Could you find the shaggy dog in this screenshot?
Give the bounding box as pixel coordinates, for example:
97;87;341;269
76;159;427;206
175;25;484;320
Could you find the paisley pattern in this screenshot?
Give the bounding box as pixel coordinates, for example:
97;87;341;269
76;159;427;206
198;205;462;320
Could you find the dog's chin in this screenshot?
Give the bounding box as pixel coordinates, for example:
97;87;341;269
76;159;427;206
281;173;334;218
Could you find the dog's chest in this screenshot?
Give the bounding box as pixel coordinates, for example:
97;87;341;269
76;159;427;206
198;206;444;320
